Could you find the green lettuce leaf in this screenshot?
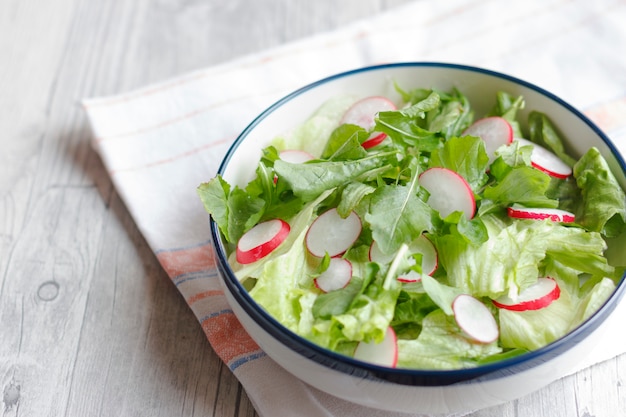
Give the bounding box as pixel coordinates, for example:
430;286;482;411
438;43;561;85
197;176;264;243
271;95;357;157
483;166;558;208
499;287;575;350
429;135;489;191
310;265;401;350
397;310;501;370
571;277;616;327
437;220;610;300
573;147;626;237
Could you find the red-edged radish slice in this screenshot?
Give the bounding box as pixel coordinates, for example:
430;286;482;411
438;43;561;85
353;326;398;368
514;138;572;179
419;167;476;219
397;270;423;283
368;240;395;264
463;117;513;162
397;234;438;282
361;132;388;149
279;149;315;164
236;219;290;264
493;277;561;311
341;96;397;149
452;294;499;344
314;258;352;292
305;208;362;258
507;206;575;223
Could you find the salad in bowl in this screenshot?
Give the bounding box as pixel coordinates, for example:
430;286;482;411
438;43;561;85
196;63;626;414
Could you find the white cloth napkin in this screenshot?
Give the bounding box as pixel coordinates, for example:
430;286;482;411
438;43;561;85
83;0;626;415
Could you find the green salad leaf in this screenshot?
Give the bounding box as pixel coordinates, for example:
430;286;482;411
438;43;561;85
573;147;626;237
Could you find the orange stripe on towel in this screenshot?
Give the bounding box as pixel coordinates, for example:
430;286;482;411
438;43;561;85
187;290;224;305
202;312;260;364
157;243;216;278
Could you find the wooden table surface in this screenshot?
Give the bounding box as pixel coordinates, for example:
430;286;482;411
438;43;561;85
1;0;624;416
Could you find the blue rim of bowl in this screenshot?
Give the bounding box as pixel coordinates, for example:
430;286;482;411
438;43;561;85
211;62;626;386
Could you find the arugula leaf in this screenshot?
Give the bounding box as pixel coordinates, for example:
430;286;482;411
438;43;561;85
427;88;473;138
337;182;376;217
375;91;443;151
312;277;363;319
365;159;435;255
274;151;395;202
488;91;525;138
321;124;369;160
528;111;577;167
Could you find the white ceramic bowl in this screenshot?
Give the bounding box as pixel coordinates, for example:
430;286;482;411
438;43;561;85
210;63;626;414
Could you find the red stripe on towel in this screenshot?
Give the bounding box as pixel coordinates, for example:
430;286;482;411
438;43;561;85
157;243;216;279
202;312;260;363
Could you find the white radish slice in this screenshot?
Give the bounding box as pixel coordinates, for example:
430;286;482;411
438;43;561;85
341;96;397;149
507;206;575;223
236;219;290;264
368;240;395;264
452;294;499;344
353;326;398;368
419;167;476;219
493;277;561;311
463;116;513;162
279;149;315;164
314;258;353;292
514;138;572;179
305;208;362;258
398;234;438;282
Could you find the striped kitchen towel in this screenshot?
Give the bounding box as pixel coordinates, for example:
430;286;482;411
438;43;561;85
83;0;626;415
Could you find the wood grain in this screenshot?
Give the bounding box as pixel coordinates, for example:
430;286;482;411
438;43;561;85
0;0;624;416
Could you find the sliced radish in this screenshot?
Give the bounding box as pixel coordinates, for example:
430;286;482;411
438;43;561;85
452;294;499;344
514;138;572;179
353;326;398;367
397;270;423;283
398;234;438;282
463;117;513;162
341;96;397;149
305;208;362;258
236;219;290;264
314;258;353;292
279;149;315;164
493;277;561;311
419;167;476;219
361;132;388;149
368;240;395;264
507;206;575;223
